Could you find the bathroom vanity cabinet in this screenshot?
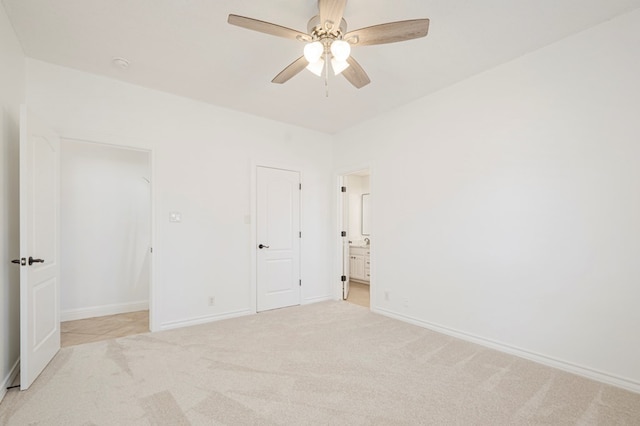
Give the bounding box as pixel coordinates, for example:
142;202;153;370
349;246;370;283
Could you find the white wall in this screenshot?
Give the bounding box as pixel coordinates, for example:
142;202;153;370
25;59;334;331
60;140;150;320
0;2;24;400
334;9;640;391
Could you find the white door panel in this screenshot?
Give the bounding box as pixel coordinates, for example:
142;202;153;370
257;167;300;312
266;259;295;293
266;182;294;249
341;182;350;300
19;106;61;390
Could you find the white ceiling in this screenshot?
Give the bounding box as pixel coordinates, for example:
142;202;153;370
4;0;640;134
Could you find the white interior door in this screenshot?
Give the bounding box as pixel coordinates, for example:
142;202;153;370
256;166;300;312
341;183;350;300
19;106;60;390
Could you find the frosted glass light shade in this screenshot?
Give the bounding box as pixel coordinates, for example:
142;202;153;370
331;58;350;75
304;41;324;63
306;58;325;76
330;40;351;61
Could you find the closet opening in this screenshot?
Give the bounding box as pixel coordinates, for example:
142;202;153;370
59;139;152;346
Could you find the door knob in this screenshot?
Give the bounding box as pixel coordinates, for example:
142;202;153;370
11;258;26;266
258;244;270;249
28;256;45;266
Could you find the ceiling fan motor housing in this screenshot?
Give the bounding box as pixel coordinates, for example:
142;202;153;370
307;15;348;40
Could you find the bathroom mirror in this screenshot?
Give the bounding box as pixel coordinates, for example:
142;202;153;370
361;193;371;236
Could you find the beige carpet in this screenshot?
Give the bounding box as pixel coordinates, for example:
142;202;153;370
1;302;639;425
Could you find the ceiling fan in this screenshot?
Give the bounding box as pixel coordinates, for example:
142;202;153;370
228;0;430;89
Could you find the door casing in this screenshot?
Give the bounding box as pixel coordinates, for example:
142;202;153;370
59;138;153;325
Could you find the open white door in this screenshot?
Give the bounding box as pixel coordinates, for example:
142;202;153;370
341;183;350;300
19;106;60;390
256;166;301;312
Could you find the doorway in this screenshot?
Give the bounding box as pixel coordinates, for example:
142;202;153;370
339;169;371;308
59;139;152;345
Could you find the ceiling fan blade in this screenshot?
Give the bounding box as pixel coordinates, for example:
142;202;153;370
318;0;348;32
342;56;370;89
345;19;430;46
228;14;310;41
272;56;309;84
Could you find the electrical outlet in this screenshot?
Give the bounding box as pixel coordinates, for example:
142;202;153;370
384;291;390;301
208;296;215;306
403;297;409;308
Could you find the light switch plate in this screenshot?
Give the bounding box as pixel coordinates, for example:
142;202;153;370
169;212;182;223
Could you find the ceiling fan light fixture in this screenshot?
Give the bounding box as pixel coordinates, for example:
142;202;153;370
331;58;350;76
303;41;324;63
330;39;351;62
306;58;325;77
228;2;430;90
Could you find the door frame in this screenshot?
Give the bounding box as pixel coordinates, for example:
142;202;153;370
334;164;373;305
250;161;303;313
60;137;157;331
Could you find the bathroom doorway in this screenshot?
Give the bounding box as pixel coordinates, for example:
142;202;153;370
339;168;371;308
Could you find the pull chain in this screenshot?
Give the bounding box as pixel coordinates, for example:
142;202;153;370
325;50;329;97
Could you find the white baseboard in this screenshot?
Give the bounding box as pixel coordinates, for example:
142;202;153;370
159;296;333;332
303;295;333;305
1;358;20;403
159;309;253;331
373;307;640;394
61;300;149;322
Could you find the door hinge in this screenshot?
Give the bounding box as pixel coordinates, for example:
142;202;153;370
341;275;347;282
299;279;302;286
341;186;347;193
299;183;302;190
341;231;347;237
150;247;153;254
299;231;302;238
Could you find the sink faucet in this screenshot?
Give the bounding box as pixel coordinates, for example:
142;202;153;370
364;238;370;245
